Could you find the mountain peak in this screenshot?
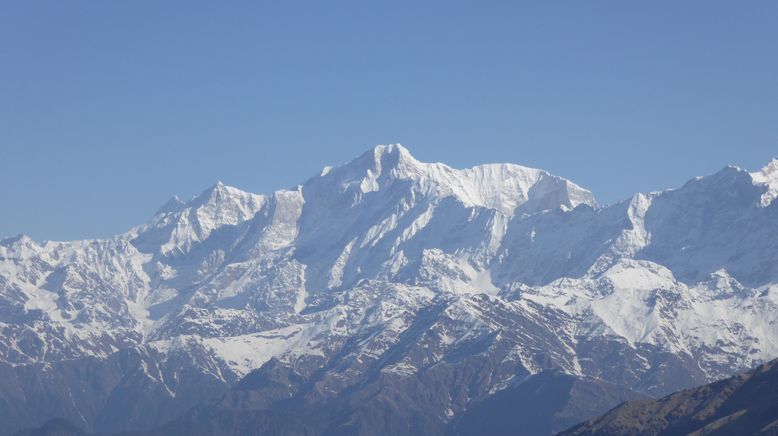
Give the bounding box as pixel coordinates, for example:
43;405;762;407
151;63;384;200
207;180;229;194
373;143;411;158
0;234;39;260
360;143;421;177
134;181;267;254
155;195;186;215
751;158;778;207
315;144;594;215
191;181;251;208
0;233;34;247
374;143;416;162
188;181;266;224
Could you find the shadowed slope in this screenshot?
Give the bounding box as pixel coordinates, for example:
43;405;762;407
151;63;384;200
561;358;778;435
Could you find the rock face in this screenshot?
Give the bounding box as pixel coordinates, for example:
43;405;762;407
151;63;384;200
560;357;778;435
1;145;777;435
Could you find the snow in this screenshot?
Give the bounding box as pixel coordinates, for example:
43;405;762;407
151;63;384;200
359;144;596;216
1;145;777;388
528;258;778;372
203;325;319;376
23;285;65;323
751;158;778;207
328;238;356;289
614;193;653;254
132;181;267;255
456;256;500;295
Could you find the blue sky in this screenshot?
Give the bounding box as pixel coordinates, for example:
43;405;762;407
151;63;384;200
2;1;777;240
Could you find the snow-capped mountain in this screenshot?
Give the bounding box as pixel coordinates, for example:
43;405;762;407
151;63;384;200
1;145;777;435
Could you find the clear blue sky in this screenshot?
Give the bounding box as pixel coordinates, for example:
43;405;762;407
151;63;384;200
2;1;777;241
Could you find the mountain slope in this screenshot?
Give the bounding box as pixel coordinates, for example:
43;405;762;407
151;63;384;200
14;418;92;436
447;370;648;436
560;357;778;435
146;367;644;436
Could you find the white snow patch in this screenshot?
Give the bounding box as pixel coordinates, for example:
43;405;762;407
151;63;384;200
751;158;778;207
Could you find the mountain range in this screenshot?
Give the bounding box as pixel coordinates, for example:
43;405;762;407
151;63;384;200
2;144;777;435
